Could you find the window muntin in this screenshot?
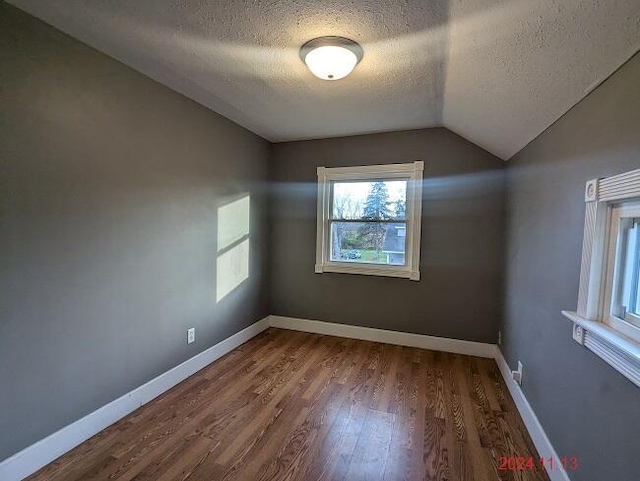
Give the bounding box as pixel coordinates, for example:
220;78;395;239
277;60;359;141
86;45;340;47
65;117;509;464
329;180;408;266
315;162;423;280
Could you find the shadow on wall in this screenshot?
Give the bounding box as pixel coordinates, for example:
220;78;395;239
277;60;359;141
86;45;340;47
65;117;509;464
216;194;250;303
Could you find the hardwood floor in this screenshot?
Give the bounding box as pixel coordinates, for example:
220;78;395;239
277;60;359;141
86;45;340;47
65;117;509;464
27;328;550;481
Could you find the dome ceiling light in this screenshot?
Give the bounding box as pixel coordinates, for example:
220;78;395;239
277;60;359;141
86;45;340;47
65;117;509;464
300;36;364;81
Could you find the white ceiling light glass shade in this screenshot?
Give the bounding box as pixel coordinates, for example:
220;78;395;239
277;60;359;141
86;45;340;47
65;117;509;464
300;36;363;80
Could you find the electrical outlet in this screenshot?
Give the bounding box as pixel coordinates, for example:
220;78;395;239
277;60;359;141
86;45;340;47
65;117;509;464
512;360;523;386
497;331;502;346
187;328;195;344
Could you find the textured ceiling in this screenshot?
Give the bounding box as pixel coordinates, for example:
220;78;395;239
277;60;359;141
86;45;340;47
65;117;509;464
7;0;640;159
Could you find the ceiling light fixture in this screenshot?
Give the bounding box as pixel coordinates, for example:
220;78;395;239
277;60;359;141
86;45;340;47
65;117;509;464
300;36;363;81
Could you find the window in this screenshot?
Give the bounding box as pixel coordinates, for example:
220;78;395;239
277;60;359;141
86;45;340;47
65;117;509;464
315;161;423;280
563;169;640;387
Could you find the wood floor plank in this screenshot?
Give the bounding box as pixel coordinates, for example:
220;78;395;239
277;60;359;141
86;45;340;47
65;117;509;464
26;329;551;481
453;354;494;481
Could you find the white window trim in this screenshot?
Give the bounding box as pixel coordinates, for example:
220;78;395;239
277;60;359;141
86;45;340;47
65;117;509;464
315;161;423;280
562;168;640;387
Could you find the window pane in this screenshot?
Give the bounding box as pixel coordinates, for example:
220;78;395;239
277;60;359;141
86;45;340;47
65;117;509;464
332;180;407;220
613;218;640;317
330;221;406;265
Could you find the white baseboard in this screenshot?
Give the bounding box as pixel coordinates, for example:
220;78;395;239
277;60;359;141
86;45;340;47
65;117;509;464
268;315;497;358
495;350;571;481
0;317;270;481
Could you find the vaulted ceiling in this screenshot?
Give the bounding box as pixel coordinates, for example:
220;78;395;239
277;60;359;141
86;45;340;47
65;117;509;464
8;0;640;159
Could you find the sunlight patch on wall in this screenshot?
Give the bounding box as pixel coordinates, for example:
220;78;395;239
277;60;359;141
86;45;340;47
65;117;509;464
218;195;250;252
216;195;250;303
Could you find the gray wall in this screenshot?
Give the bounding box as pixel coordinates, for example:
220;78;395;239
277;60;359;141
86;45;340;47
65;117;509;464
270;129;505;342
0;2;269;460
503;52;640;481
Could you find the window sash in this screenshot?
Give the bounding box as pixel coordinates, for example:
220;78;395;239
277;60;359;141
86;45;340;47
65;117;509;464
620;218;640;328
328;219;408;266
603;203;640;342
626;220;640;316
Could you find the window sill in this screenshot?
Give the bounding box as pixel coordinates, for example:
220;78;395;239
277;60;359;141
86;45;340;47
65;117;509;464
561;310;640;387
315;262;420;281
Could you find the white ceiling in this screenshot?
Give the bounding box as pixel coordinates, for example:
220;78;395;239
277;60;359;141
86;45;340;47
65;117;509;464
8;0;640;159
